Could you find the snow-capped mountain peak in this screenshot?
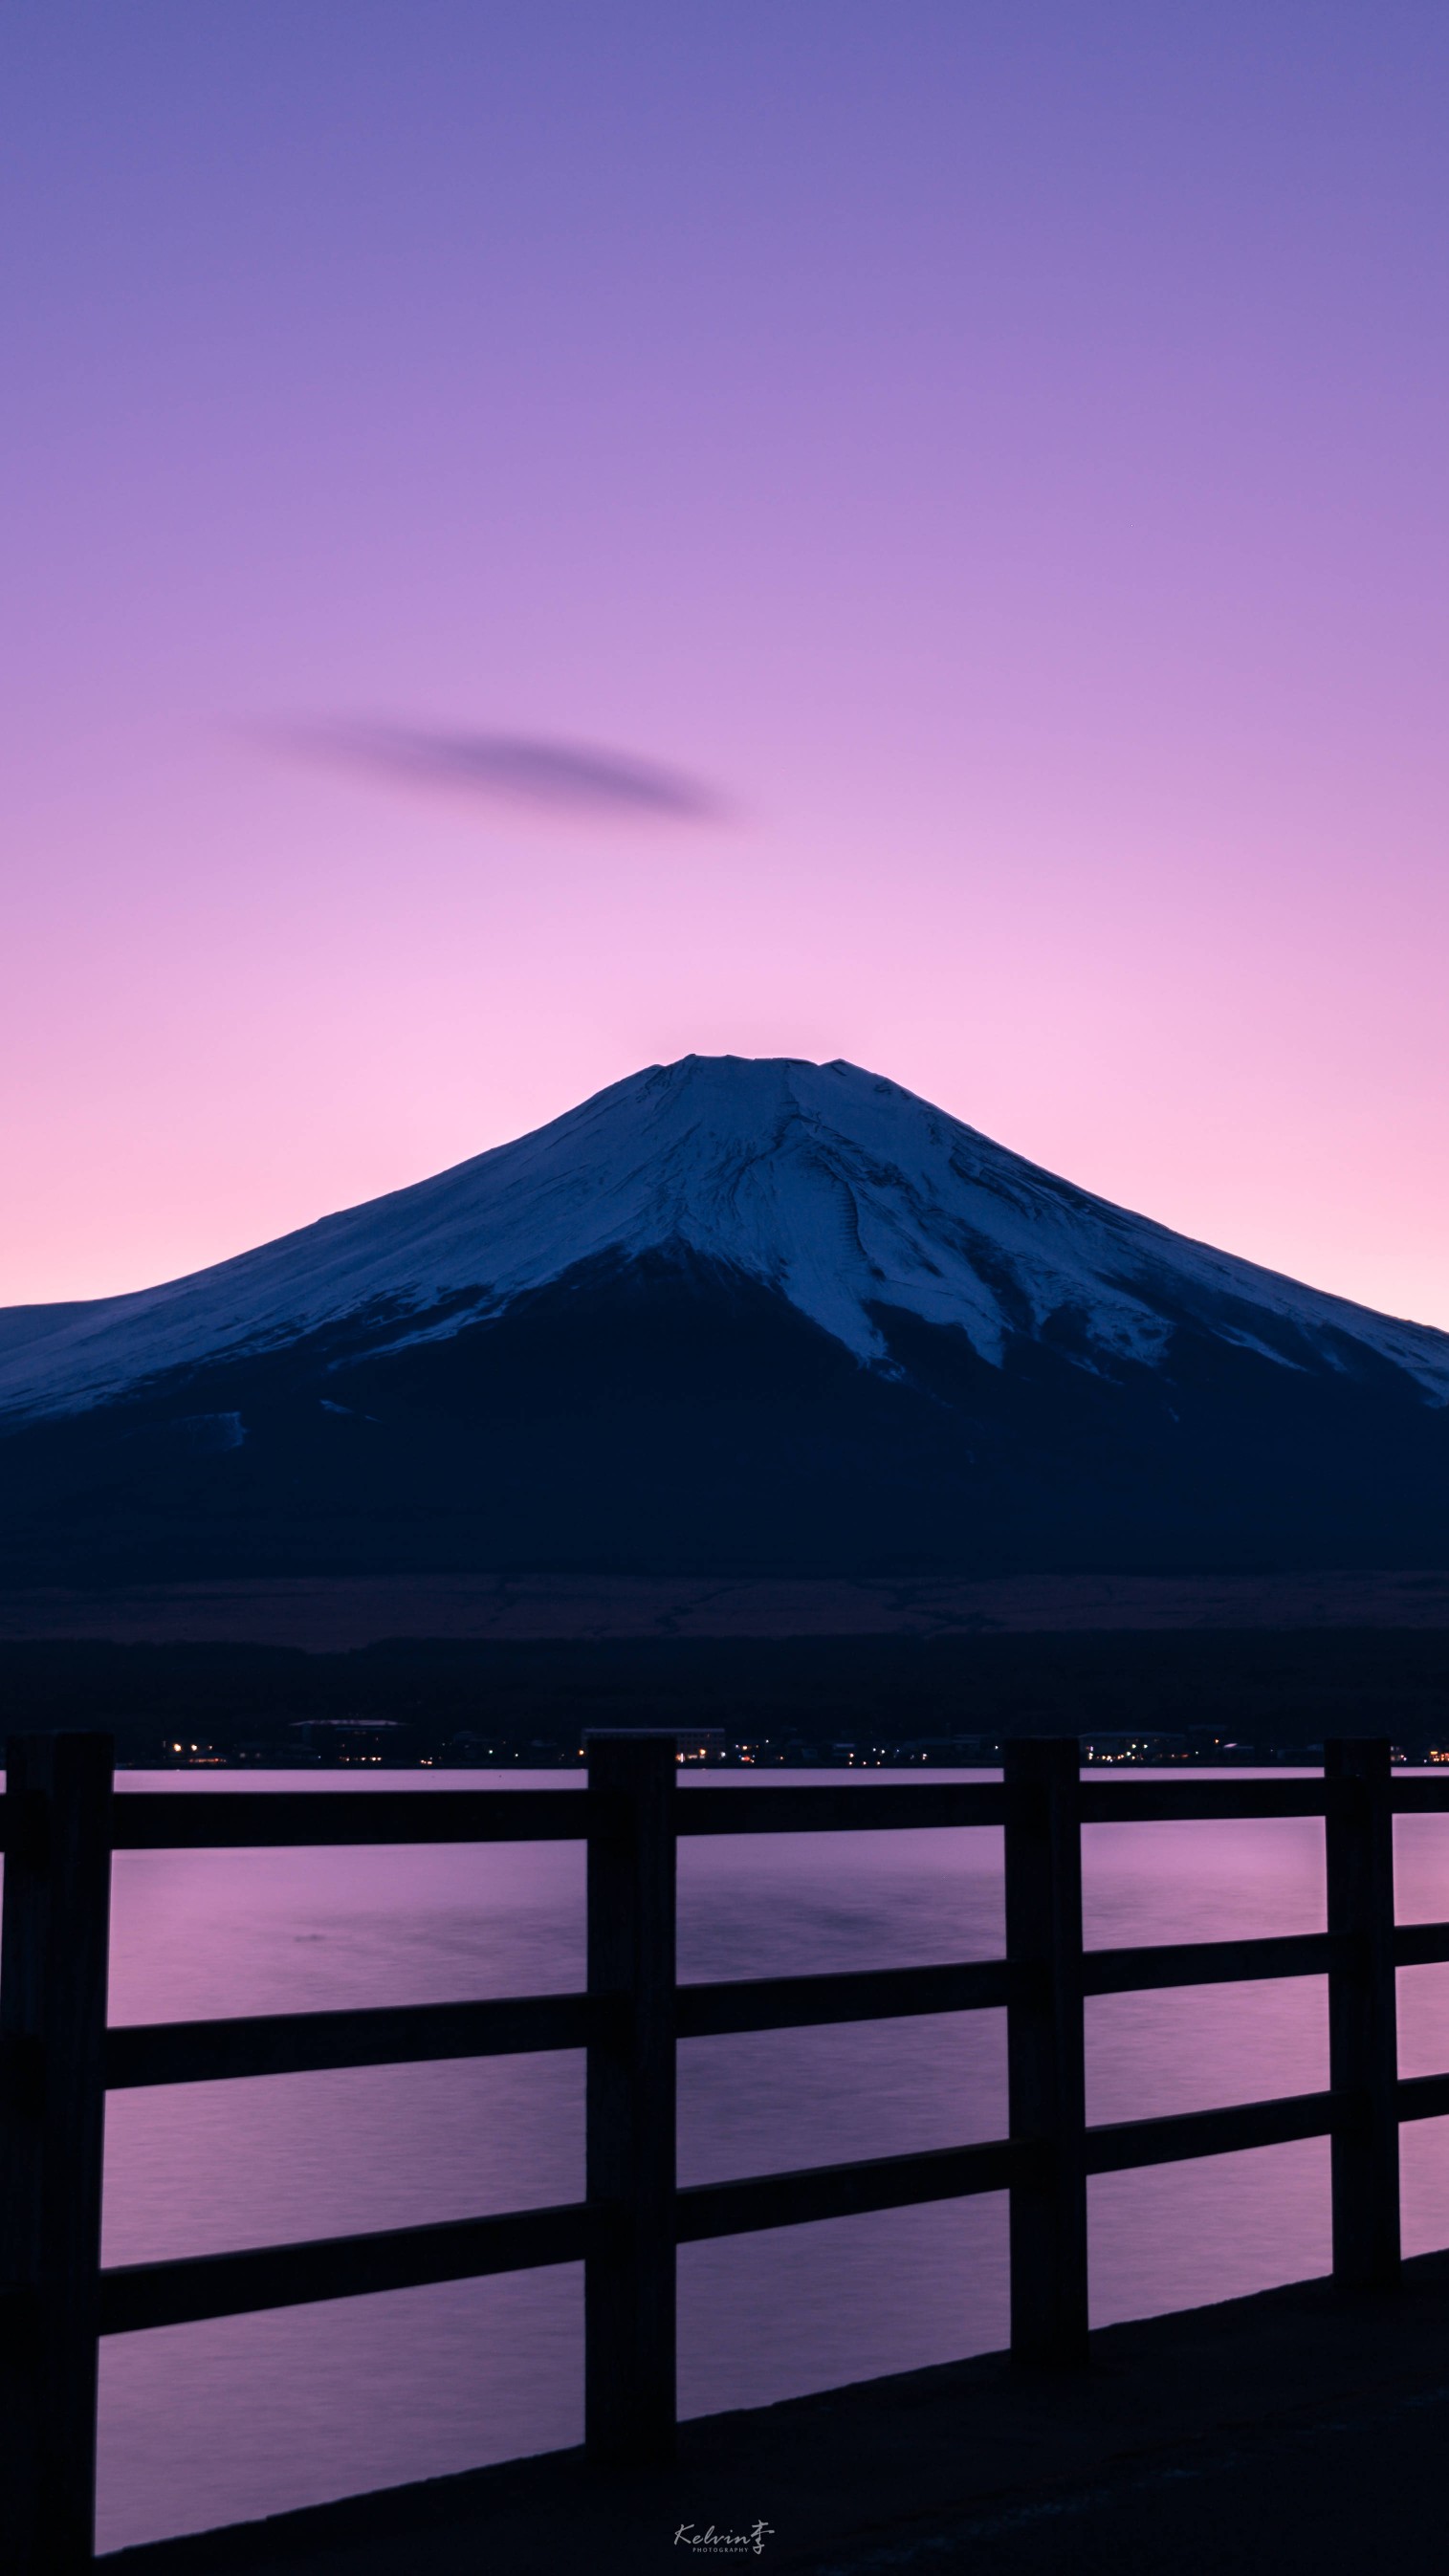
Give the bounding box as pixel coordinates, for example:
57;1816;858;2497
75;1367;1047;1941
3;1053;1448;1423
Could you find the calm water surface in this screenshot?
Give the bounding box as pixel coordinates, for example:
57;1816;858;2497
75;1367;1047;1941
87;1769;1449;2549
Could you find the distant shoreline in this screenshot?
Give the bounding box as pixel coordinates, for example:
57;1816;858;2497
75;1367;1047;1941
4;1618;1448;1770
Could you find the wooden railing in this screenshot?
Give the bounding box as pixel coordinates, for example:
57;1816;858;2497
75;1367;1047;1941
2;1730;1447;2570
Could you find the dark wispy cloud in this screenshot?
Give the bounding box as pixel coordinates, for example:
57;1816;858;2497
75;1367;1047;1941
266;719;729;823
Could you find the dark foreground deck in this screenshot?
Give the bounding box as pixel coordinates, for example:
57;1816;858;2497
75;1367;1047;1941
108;2246;1449;2576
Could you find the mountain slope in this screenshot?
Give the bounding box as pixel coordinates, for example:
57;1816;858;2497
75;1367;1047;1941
2;1056;1447;1582
5;1055;1447;1420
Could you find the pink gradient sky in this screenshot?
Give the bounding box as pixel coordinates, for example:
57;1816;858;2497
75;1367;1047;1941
3;6;1447;1324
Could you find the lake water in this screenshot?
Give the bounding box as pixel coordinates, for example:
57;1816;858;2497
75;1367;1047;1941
85;1769;1449;2552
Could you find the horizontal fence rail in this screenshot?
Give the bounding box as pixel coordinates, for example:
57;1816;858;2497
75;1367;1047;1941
26;1769;1449;1856
10;1779;1449;1861
5;1735;1449;2570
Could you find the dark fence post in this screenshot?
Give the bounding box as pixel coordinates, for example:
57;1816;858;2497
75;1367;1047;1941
584;1732;677;2463
0;1733;116;2574
1004;1736;1088;2364
1325;1737;1399;2289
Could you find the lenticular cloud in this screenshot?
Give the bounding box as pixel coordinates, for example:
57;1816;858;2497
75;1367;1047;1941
266;719;729;822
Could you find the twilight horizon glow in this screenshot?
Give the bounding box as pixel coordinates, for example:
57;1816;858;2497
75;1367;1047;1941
3;6;1447;1329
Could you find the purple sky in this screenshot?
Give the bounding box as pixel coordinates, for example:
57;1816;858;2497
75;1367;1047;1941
4;5;1447;1323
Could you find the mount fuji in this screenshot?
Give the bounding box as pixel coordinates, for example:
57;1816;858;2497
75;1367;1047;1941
3;1054;1448;1583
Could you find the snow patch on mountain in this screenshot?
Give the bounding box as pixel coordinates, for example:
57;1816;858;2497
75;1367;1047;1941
3;1054;1448;1423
